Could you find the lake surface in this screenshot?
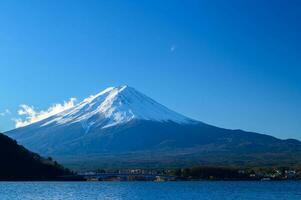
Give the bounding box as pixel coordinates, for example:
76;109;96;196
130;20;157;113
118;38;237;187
0;181;301;200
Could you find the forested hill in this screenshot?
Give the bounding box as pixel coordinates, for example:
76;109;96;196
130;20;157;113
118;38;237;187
0;133;71;180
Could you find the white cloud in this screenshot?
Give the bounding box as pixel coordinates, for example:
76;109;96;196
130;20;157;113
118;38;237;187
14;97;77;128
0;109;11;117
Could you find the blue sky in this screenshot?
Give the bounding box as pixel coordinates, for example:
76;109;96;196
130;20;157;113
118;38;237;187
0;0;300;139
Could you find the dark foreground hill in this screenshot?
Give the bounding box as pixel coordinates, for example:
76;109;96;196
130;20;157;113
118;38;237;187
0;133;72;180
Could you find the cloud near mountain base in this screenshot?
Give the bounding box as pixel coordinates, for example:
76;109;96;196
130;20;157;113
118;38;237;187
14;98;76;128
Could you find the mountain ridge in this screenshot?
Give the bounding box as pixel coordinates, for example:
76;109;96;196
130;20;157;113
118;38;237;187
0;132;71;180
6;85;301;170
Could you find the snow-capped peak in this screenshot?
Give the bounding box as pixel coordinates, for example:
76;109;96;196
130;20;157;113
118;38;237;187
41;85;194;129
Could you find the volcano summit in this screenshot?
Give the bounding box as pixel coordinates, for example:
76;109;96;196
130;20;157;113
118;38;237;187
6;85;301;169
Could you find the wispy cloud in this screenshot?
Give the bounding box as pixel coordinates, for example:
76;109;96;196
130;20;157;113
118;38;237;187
14;97;77;128
0;109;11;117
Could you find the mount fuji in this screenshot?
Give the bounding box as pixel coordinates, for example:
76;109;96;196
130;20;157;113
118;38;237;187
6;85;301;169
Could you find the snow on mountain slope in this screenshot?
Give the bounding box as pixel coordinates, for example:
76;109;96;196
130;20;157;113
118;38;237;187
6;85;301;170
39;85;195;130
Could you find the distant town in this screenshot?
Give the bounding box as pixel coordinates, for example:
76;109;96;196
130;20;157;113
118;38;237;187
71;166;301;182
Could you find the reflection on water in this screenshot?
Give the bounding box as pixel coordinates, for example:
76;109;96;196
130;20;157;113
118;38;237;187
0;181;301;200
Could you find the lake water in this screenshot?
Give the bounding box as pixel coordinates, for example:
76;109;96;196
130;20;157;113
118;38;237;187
0;181;301;200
